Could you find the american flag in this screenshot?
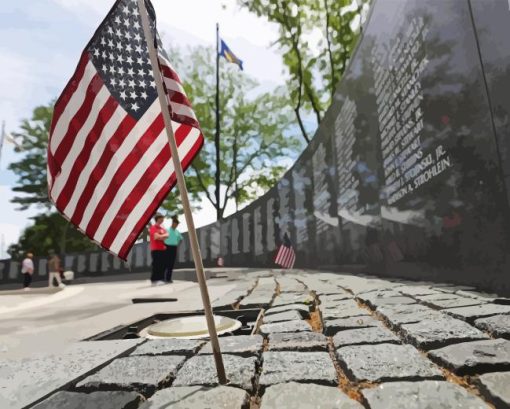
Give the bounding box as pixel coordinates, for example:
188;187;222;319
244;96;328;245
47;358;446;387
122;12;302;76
274;233;296;269
47;0;203;260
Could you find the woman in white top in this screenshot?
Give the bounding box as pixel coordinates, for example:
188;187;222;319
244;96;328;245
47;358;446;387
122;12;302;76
21;252;34;290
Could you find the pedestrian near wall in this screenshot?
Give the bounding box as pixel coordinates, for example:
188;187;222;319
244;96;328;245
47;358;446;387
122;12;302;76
21;252;34;291
164;215;183;283
149;213;168;286
48;250;65;288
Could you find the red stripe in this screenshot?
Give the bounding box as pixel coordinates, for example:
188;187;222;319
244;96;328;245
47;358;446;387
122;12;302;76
47;149;58;188
55;96;119;210
282;247;289;267
50;52;90;136
116;129;203;260
117;172;177;260
168;91;192;107
100;125;192;248
160;63;182;83
84;114;165;238
69;114;137;225
53;74;104;166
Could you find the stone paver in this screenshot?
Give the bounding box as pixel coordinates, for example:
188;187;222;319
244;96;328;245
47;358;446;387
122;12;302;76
421;296;486;309
265;303;310;317
33;391;144;409
332;326;400;347
199;335;263;356
140;386;250;409
399;317;489;350
477;372;510;409
362;381;490;409
77;355;186;395
336;343;443;382
363;295;417;309
318;293;353;303
376;304;444;327
172;354;257;391
0;340;142;409
268;332;328;351
259;320;311;336
475;314;510;339
415;293;462;302
212;290;247;309
321;307;370;320
443;304;510;322
272;293;313;307
131;339;205;356
260;382;363;409
319;298;359;309
323;315;379;335
259;351;337;388
263;310;303;323
395;286;441;296
428;339;510;375
239;293;274;308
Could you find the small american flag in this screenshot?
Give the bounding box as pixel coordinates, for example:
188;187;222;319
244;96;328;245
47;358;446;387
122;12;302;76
274;233;296;269
47;0;203;260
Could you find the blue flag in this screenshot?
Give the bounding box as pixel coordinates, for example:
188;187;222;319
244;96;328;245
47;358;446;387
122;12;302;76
219;39;243;70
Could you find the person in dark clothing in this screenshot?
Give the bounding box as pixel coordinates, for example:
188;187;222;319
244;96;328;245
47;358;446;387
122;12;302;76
21;252;34;290
164;215;183;283
149;213;168;285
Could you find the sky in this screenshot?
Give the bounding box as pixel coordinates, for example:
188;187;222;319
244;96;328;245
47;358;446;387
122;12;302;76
0;0;292;257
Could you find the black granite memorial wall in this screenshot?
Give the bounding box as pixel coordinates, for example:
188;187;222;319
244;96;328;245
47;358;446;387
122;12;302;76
1;0;509;294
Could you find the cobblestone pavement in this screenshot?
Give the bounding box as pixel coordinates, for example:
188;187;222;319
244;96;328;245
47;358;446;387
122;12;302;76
4;270;510;408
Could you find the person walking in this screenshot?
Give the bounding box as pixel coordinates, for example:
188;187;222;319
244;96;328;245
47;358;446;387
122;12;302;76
21;252;34;290
48;250;65;288
164;215;183;283
149;213;168;286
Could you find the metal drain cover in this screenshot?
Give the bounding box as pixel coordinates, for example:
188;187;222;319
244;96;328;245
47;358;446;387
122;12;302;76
140;315;242;339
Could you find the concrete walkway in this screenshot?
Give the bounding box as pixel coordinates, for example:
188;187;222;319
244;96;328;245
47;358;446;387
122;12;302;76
0;270;239;360
2;269;510;409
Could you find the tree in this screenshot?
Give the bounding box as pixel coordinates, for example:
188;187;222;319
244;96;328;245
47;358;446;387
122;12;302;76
8;104;53;211
160;45;302;219
238;0;368;141
7;104;97;255
8;213;97;260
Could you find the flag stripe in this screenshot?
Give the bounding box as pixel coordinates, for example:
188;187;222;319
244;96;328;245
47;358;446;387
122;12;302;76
50;52;90;136
62;106;132;218
82;111;165;236
52;98;121;208
53;74;104;166
170;102;197;120
69;100;160;226
92;126;168;243
51;90;115;205
50;60;97;155
106;125;200;252
114;126;202;257
275;241;296;269
163;77;185;95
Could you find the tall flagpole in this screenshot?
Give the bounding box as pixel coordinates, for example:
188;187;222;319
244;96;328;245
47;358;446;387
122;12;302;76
137;0;227;384
215;23;221;220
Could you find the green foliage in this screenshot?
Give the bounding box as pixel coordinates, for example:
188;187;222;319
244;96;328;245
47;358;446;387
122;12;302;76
8;104;53;211
161;45;302;218
238;0;369;140
7;212;97;260
7;103;98;255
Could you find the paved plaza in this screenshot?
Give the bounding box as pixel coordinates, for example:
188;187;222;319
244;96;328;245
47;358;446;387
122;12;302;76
1;269;510;408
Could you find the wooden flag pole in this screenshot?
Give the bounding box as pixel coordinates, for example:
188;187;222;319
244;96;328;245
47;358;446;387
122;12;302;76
137;0;227;384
